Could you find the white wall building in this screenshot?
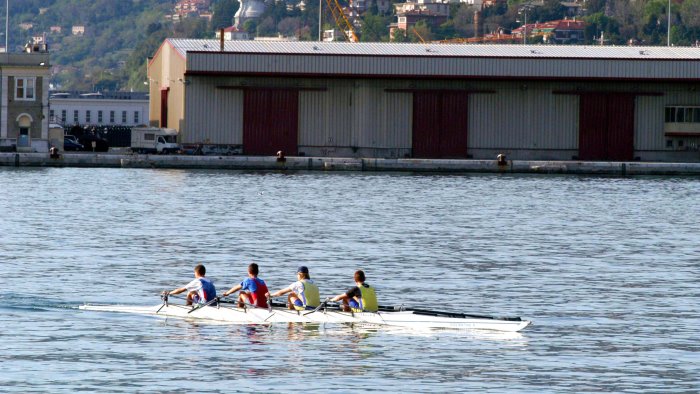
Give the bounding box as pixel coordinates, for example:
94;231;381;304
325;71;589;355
49;91;149;127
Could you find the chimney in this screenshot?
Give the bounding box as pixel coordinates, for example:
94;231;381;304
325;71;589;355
220;28;225;51
474;10;481;38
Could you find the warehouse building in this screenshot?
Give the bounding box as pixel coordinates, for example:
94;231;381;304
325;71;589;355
147;39;700;162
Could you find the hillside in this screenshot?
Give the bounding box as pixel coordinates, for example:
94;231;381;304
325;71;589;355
9;0;234;91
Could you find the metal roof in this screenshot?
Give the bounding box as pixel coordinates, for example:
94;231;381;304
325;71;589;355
49;91;149;100
168;38;700;60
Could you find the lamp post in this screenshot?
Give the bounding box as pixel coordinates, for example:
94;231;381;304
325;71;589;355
518;5;532;45
318;0;322;41
667;0;671;46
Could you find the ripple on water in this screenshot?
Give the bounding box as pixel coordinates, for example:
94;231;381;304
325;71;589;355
0;169;698;392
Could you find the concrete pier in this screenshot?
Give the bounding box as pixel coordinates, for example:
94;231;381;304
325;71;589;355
2;152;700;175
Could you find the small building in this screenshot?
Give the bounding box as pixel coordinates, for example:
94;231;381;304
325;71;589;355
19;23;34;31
0;47;51;152
48;91;149;128
512;19;585;44
216;26;250;41
147;39;700;162
72;25;85;35
50;26;62;34
391;0;450;36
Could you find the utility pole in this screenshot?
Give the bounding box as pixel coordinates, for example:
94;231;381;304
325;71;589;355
318;0;322;41
5;0;8;52
667;0;671;46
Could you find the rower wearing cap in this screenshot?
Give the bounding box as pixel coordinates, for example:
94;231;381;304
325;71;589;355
331;270;377;313
221;263;269;309
268;266;320;311
162;264;217;306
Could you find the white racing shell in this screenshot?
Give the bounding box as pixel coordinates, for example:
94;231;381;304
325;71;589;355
79;303;532;332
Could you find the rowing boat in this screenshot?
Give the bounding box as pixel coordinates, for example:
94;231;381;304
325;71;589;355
79;301;531;332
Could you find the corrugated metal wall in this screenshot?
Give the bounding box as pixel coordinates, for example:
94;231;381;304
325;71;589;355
298;80;412;155
636;86;700;151
469;82;579;150
299;83;353;151
184;78;243;144
352;83;412;149
189;52;700;81
579;93;634;161
243;88;298;155
412;91;469;158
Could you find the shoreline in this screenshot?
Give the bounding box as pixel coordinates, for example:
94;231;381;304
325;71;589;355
2;152;700;175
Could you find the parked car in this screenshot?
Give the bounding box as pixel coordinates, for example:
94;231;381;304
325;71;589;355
63;136;84;151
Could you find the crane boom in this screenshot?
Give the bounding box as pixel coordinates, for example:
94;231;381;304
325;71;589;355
324;0;358;42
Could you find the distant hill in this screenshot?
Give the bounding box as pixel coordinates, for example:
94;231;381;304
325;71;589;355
9;0;233;92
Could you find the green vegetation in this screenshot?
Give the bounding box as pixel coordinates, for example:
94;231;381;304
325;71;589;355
8;0;700;91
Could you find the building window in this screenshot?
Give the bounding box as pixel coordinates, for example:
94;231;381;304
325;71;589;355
110;111;115;123
134;111;139;124
74;110;79;123
98;110;103;123
15;77;36;100
86;110;91;123
122;111;127;123
665;106;700;123
61;110;66;123
49;109;54;121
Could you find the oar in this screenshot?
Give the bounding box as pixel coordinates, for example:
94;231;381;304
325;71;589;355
157;292;169;313
187;296;220;314
379;304;521;321
303;299;343;315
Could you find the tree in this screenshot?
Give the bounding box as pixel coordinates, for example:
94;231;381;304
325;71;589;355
278;17;302;37
361;13;390;42
680;0;700;29
212;0;240;30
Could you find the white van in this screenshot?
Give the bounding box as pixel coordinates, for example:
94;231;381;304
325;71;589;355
131;127;179;154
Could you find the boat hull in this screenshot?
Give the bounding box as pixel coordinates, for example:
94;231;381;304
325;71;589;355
79;304;531;332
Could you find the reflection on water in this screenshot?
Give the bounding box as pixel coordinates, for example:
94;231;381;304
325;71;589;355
0;168;698;392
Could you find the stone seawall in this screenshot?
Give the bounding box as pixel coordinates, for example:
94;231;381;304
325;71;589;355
2;152;700;175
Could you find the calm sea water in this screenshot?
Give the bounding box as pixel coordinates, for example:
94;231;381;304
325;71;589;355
0;168;698;393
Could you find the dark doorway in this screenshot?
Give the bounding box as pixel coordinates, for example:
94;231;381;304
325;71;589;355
412;91;469;158
160;88;169;128
579;93;635;161
243;89;298;156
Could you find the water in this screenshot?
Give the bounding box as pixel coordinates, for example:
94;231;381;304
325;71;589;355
0;168;698;392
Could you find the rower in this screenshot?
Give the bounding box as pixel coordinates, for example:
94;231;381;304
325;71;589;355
221;263;269;309
268;266;320;311
330;270;377;313
162;264;217;306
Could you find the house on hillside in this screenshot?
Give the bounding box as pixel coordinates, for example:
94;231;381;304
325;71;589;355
175;0;211;18
72;25;85;35
19;23;33;31
390;1;450;37
350;0;392;14
512;18;585;44
50;26;62;34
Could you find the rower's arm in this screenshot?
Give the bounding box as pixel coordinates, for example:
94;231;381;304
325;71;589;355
270;287;291;298
331;293;348;302
222;284;242;297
